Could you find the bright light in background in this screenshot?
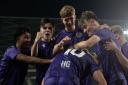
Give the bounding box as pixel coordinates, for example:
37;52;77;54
123;30;128;35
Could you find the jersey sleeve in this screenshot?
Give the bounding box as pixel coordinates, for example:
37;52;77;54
5;47;19;60
122;43;128;58
94;29;105;40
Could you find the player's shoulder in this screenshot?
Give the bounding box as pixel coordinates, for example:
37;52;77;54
6;46;17;52
122;42;128;49
95;28;108;33
50;38;56;43
4;46;18;56
94;28;114;38
55;29;66;39
57;29;66;35
124;42;128;47
64;48;88;58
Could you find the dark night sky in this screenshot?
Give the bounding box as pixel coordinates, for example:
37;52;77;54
0;0;128;20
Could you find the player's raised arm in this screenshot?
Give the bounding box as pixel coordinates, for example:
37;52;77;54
74;35;101;49
105;40;128;71
31;32;42;56
16;53;53;64
53;36;71;55
93;70;107;85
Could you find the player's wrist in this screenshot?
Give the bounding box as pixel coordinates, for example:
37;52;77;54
34;38;40;43
57;43;62;48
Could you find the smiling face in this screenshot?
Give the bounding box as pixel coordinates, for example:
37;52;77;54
17;32;31;49
40;23;54;41
59;5;76;31
61;14;76;31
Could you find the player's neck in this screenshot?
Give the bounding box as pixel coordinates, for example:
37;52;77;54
41;38;51;42
16;43;22;51
65;25;75;32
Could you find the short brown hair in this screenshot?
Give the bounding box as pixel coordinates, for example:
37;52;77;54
59;5;75;18
111;25;123;35
40;18;54;27
80;11;97;21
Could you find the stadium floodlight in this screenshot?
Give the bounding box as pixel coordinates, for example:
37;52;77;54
123;30;128;35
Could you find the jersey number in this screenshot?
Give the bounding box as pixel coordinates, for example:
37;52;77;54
64;48;85;58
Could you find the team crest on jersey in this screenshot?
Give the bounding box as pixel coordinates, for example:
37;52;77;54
42;44;45;48
75;32;82;38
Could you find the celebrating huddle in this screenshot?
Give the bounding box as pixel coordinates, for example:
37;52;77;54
0;5;128;85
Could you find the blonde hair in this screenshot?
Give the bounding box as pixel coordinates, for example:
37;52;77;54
79;11;97;28
59;5;75;18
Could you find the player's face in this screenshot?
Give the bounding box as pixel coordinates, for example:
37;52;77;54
40;23;54;41
18;32;31;49
112;31;121;44
83;19;99;34
61;14;76;30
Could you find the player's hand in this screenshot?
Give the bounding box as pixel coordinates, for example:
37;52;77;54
105;39;119;51
61;36;71;44
57;36;71;48
35;32;43;42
